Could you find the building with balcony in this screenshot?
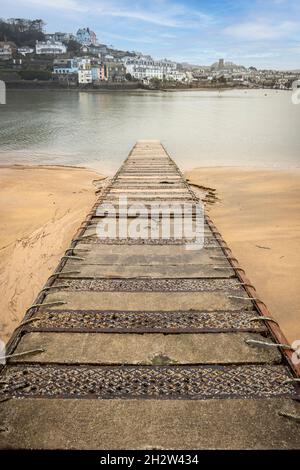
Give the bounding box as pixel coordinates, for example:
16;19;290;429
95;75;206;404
122;55;186;81
36;40;67;55
53;58;79;75
78;61;93;84
45;32;75;43
17;46;34;56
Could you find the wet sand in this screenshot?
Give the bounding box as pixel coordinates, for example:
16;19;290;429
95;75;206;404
0;165;102;344
186;167;300;344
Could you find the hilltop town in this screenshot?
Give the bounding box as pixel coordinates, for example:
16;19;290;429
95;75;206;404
0;18;299;90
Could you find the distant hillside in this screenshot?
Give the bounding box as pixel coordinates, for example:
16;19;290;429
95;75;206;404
0;18;45;46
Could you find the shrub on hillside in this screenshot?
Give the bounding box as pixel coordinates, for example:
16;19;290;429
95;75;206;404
19;69;52;81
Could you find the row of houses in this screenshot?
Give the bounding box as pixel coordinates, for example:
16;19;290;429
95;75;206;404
1;40;189;83
45;27;97;46
0;26;99;59
53;58;126;84
190;62;300;89
0;40;67;58
122;55;187;82
0;40;111;58
53;54;190;85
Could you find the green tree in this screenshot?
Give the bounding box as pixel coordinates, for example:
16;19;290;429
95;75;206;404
0;18;45;46
150;77;161;89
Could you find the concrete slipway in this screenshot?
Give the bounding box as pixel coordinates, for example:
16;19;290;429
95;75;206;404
0;141;299;450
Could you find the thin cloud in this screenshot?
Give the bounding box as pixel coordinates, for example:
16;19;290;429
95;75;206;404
2;0;300;68
225;20;297;40
13;0;215;29
96;6;181;28
102;32;158;44
95;2;215;29
16;0;87;12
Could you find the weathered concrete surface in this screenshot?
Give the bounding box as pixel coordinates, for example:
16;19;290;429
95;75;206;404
0;398;299;449
109;188;189;193
117;176;181;180
61;263;234;278
9;332;281;365
42;291;251;311
85;221;213;234
75;244;224;257
62;245;233;277
69;246;227;265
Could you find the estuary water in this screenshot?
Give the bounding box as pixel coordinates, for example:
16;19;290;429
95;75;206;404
0;88;299;173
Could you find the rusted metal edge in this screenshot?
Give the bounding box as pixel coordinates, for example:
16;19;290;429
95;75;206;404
2;144;183;360
3;145;140;360
161;144;200;204
204;214;300;378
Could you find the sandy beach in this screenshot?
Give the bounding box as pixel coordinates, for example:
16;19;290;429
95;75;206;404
0;164;299;346
0;165;102;344
186;167;300;344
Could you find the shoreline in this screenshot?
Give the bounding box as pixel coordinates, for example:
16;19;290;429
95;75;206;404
4;82;291;93
0;163;94;171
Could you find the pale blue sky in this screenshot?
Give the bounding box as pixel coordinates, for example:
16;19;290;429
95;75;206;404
1;0;299;69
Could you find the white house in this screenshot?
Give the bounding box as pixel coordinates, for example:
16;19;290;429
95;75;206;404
78;60;93;84
123;55;186;81
0;42;16;60
18;46;34;56
36;40;67;55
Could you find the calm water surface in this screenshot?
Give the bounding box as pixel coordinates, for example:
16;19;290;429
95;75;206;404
0;89;299;174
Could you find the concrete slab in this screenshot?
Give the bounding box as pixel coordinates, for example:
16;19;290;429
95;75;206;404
82;217;206;239
117;185;188;190
41;291;254;312
106;193;191;199
117;176;181;180
125;162;173;165
121;171;179;174
74;244;223;256
109;189;190;194
61;262;234;279
1;398;299;449
73;239;217;258
104;196;193;201
10;332;281;364
90;217;210;226
65;248;228;265
125;166;174;169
